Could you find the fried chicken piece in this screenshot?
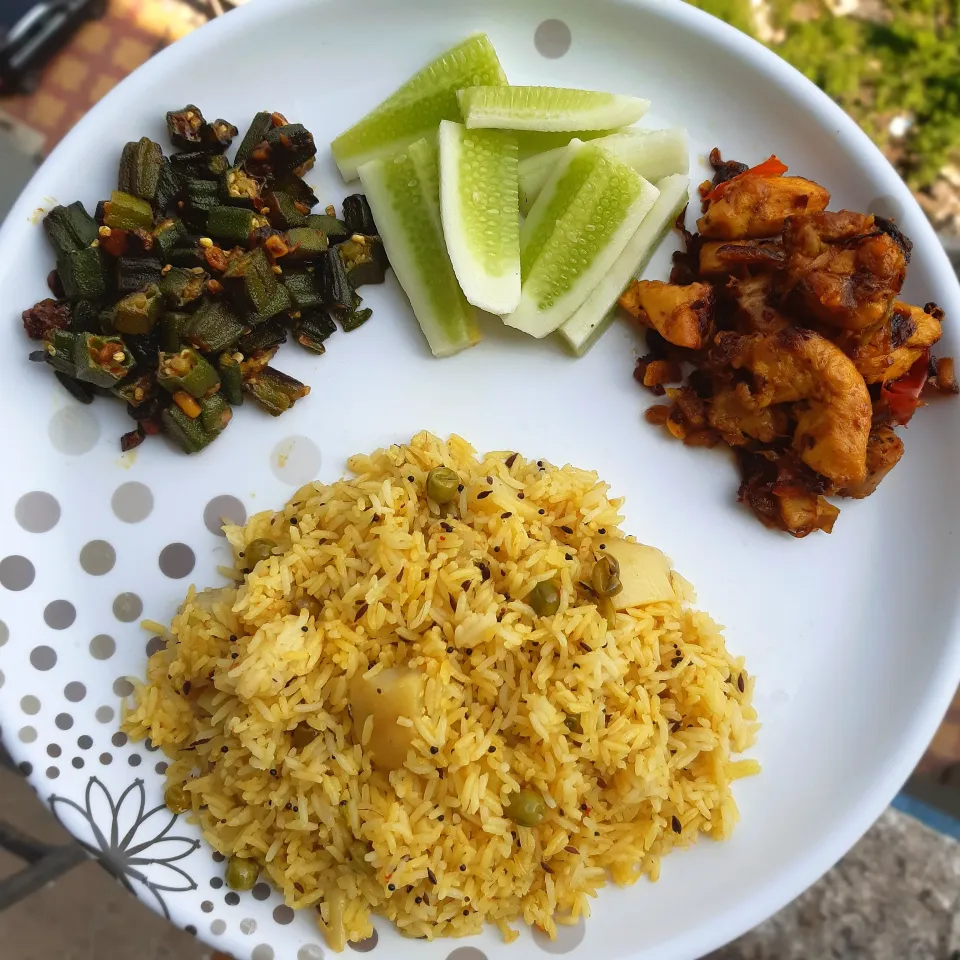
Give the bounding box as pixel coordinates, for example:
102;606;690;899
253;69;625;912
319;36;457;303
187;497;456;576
713;327;871;485
736;448;839;537
707;385;788;445
839;426;904;499
698;240;785;276
726;274;791;334
780;211;908;332
698;177;830;240
838;301;942;384
619;280;713;349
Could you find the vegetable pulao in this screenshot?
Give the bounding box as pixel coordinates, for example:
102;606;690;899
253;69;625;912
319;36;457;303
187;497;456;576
124;431;758;950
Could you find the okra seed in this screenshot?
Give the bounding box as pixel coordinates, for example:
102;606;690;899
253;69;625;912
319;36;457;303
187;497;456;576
199;237;213;248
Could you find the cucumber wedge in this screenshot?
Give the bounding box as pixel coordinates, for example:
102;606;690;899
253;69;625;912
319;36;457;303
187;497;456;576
514;128;623;159
559;174;690;355
331;34;508;182
358;139;480;357
503;144;659;338
438;121;520;314
519;128;688;214
458;85;649;132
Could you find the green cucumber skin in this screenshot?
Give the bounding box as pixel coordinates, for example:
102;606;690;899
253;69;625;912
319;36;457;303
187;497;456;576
358;139;479;358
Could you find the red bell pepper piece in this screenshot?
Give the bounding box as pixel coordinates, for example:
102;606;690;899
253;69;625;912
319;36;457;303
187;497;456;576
880;349;930;425
707;155;789;203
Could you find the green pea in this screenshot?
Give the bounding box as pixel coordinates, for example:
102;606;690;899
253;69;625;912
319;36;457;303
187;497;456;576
164;783;191;815
244;538;277;567
426;466;459;504
291;724;318;750
225;855;260;891
505;788;546;827
527;580;560;617
295;595;323;619
591;555;622;598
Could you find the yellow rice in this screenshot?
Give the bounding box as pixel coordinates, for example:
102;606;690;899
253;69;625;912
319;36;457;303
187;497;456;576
124;431;759;949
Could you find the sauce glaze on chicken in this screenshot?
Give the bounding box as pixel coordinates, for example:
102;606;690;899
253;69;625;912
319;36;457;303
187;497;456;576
620;149;956;538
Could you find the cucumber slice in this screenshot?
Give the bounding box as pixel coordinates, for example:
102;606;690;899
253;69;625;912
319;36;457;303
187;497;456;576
503;143;659;338
559;174;690;355
438;121;520;314
519;127;688;214
514;128;623;159
331;34;508;181
358;139;480;358
458;85;649;132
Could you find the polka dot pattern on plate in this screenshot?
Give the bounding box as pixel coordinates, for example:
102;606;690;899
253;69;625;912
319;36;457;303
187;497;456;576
204;495;247;536
30;646;57;671
534;19;572;57
146;636;165;657
111;481;153;523
299;947;326;960
15;491;60;533
77;735;92;749
158;543;195;579
112;678;133;697
95;706;114;723
20;696;40;715
55;713;73;731
79;540;116;575
112;592;143;622
252;946;274;960
64;681;86;702
252;883;271;901
48;406;100;456
99;753;112;765
446;949;488;960
19;725;36;743
46;766;59;779
348;930;379;953
210;920;226;936
47;743;61;758
44;600;76;630
271;435;322;486
1;556;35;591
532;916;586;953
272;905;294;925
89;634;116;660
239;917;256;935
225;892;240;907
0;620;7;647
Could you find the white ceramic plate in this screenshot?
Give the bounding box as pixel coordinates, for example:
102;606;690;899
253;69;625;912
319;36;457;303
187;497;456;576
1;1;959;958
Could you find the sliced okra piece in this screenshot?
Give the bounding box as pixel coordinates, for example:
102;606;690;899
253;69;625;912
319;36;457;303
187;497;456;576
245;283;291;327
107;284;163;335
243;366;310;416
263;190;307;229
274;173;318;209
181;179;220;231
159;311;192;353
44;329;80;375
68;299;100;334
118;137;164;201
222;247;276;313
342;194;377;236
158;347;220;398
166;104;205;150
55;371;95;404
116;256;163;296
124;331;161;369
199;393;232;434
170;151;230;181
341;307;373;332
187;299;245;353
282;227;328;262
113;372;156;407
167;238;206;268
100;227;155;259
293;311;336;354
43;202;99;259
74;334;134;388
283;268;323;310
234;111;275;166
104;190;154;231
159;266;207;309
217;352;244;405
238;319;287;355
152;217;187;258
201;118;238;153
162;405;216;454
244;124;316;178
305;214;349;245
239;344;278;381
206;206;261;246
154;158;181;212
58;246;109;301
318;246;355;312
219;166;262;209
338;234;388;287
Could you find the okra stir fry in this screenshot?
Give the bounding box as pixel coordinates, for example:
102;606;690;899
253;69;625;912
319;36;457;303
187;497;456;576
20;105;388;454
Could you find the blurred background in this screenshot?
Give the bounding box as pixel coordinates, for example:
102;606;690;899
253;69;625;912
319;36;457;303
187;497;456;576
0;1;958;958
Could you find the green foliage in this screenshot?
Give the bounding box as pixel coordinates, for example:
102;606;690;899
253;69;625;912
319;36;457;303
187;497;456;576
686;0;960;189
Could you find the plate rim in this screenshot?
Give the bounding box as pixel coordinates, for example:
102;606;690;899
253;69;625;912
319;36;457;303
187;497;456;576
1;1;959;958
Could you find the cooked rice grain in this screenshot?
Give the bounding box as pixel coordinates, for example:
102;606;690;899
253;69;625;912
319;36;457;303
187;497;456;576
124;431;759;949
